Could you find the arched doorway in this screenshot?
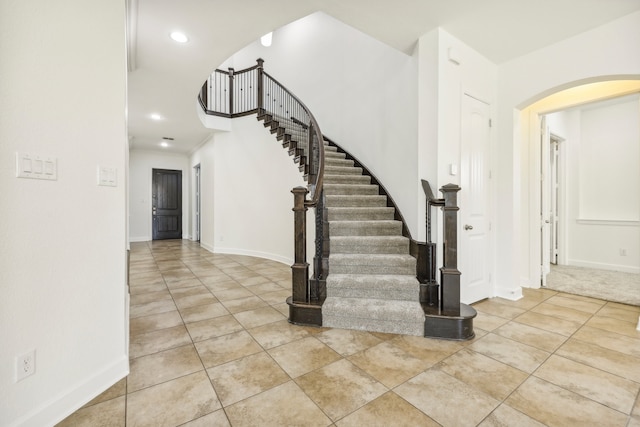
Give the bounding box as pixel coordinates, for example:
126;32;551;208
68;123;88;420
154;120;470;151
517;79;640;304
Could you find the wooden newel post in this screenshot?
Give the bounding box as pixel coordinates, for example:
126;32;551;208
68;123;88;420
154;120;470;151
292;187;309;304
440;183;461;315
228;67;235;116
256;58;264;112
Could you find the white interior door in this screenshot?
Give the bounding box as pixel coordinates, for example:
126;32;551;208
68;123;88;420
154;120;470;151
540;117;551;285
460;94;492;303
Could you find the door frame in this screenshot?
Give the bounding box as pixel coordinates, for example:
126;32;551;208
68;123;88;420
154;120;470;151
536;113;568;286
152;168;183;240
194;164;201;243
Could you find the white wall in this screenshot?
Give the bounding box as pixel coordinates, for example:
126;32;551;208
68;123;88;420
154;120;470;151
497;11;640;292
222;12;421;238
547;95;640;273
129;150;191;241
0;1;128;426
191;116;310;264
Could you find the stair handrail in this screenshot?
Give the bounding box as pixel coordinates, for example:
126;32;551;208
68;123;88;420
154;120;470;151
261;70;324;204
199;59;326;323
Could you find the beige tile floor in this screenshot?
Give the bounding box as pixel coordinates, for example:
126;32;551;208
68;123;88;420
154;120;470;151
58;240;640;427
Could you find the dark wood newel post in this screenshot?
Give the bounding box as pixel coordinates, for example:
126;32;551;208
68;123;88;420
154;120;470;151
256;58;264;112
440;184;461;315
291;187;309;304
228;67;235;116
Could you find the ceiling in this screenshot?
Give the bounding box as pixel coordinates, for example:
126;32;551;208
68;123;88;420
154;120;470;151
127;0;640;154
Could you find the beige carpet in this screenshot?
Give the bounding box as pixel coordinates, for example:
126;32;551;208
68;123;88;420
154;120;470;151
545;265;640;307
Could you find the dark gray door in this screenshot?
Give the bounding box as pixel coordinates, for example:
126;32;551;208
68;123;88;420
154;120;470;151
152;169;182;240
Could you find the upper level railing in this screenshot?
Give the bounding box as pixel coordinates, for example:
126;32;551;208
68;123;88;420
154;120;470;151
198;59;324;205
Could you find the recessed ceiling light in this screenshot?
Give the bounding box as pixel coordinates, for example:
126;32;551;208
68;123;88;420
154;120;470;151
170;31;189;43
150;113;163;121
160;141;169;148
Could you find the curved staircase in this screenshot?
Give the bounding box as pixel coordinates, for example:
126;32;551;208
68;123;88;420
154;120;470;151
200;59;475;339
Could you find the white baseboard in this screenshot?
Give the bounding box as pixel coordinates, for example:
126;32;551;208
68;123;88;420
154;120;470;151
494;285;523;301
11;356;129;427
568;259;640;274
200;241;215;254
206;246;293;266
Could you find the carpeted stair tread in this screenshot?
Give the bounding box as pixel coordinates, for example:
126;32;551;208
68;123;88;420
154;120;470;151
325;195;387;207
327;273;419;298
324;184;380;196
327;207;395;221
329;220;402;236
325;165;363;175
329;254;416;275
330;235;409;254
324;158;355;168
324;175;372;185
325;151;346;159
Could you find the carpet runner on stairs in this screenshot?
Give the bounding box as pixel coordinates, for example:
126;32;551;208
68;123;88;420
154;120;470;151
321;142;424;336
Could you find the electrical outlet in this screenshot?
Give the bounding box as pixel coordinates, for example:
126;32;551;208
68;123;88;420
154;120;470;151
16;350;36;382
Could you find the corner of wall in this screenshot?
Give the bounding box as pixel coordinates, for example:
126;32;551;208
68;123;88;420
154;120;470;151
494;285;523;301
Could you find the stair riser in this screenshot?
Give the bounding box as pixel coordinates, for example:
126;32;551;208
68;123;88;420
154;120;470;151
330;264;415;275
325;196;387;207
325;166;363;176
327;208;395;221
327;288;417;301
324;175;371;185
322;315;423;336
324;152;346;159
324;185;379;196
325;159;355;167
330;242;409;254
329;223;402;236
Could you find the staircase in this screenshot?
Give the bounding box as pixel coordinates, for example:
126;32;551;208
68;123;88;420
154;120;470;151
321;142;425;336
200;59;471;338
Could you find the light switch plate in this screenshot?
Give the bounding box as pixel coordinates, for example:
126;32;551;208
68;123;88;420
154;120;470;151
97;166;117;187
16;152;57;180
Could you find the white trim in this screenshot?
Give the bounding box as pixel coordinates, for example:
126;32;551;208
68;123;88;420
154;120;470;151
568;259;640;274
11;356;129;427
202;245;293;266
494;285;523;301
126;0;138;72
129;235;151;242
576;219;640;226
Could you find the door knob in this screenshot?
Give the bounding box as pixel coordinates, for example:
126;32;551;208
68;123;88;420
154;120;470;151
464;224;473;230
